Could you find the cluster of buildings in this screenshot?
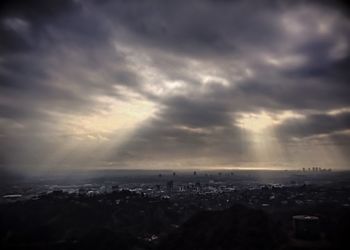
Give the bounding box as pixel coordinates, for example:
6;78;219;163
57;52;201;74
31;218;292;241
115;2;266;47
2;170;349;212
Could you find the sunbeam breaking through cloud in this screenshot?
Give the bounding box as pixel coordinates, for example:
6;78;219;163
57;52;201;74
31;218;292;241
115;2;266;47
1;0;350;173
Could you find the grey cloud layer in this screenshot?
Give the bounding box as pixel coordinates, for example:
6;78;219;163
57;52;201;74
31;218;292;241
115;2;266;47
277;112;350;139
1;0;350;170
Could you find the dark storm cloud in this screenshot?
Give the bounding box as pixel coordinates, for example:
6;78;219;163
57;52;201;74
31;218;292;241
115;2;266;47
1;0;350;170
160;96;232;128
98;0;282;58
0;0;80;53
0;53;96;117
277;112;350;138
0;0;103;119
236;77;350;111
0;0;78;19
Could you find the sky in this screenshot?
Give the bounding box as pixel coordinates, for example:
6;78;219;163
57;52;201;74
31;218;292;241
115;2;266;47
1;0;350;174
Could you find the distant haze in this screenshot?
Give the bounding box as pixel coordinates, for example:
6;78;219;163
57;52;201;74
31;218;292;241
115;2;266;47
1;0;350;174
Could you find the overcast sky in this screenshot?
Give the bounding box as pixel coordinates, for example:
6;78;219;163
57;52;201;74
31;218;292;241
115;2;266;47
1;0;350;173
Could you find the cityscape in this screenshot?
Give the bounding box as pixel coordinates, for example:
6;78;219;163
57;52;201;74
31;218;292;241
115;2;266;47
1;0;350;249
1;169;350;249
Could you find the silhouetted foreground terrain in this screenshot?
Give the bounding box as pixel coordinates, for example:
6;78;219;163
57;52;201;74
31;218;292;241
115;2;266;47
157;205;286;250
1;189;350;250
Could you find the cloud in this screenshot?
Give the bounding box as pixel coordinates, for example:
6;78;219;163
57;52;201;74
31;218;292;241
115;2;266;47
276;111;350;139
0;0;80;53
1;0;350;171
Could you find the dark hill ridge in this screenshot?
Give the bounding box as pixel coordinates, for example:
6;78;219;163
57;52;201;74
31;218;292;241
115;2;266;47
157;204;287;250
1;191;350;250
